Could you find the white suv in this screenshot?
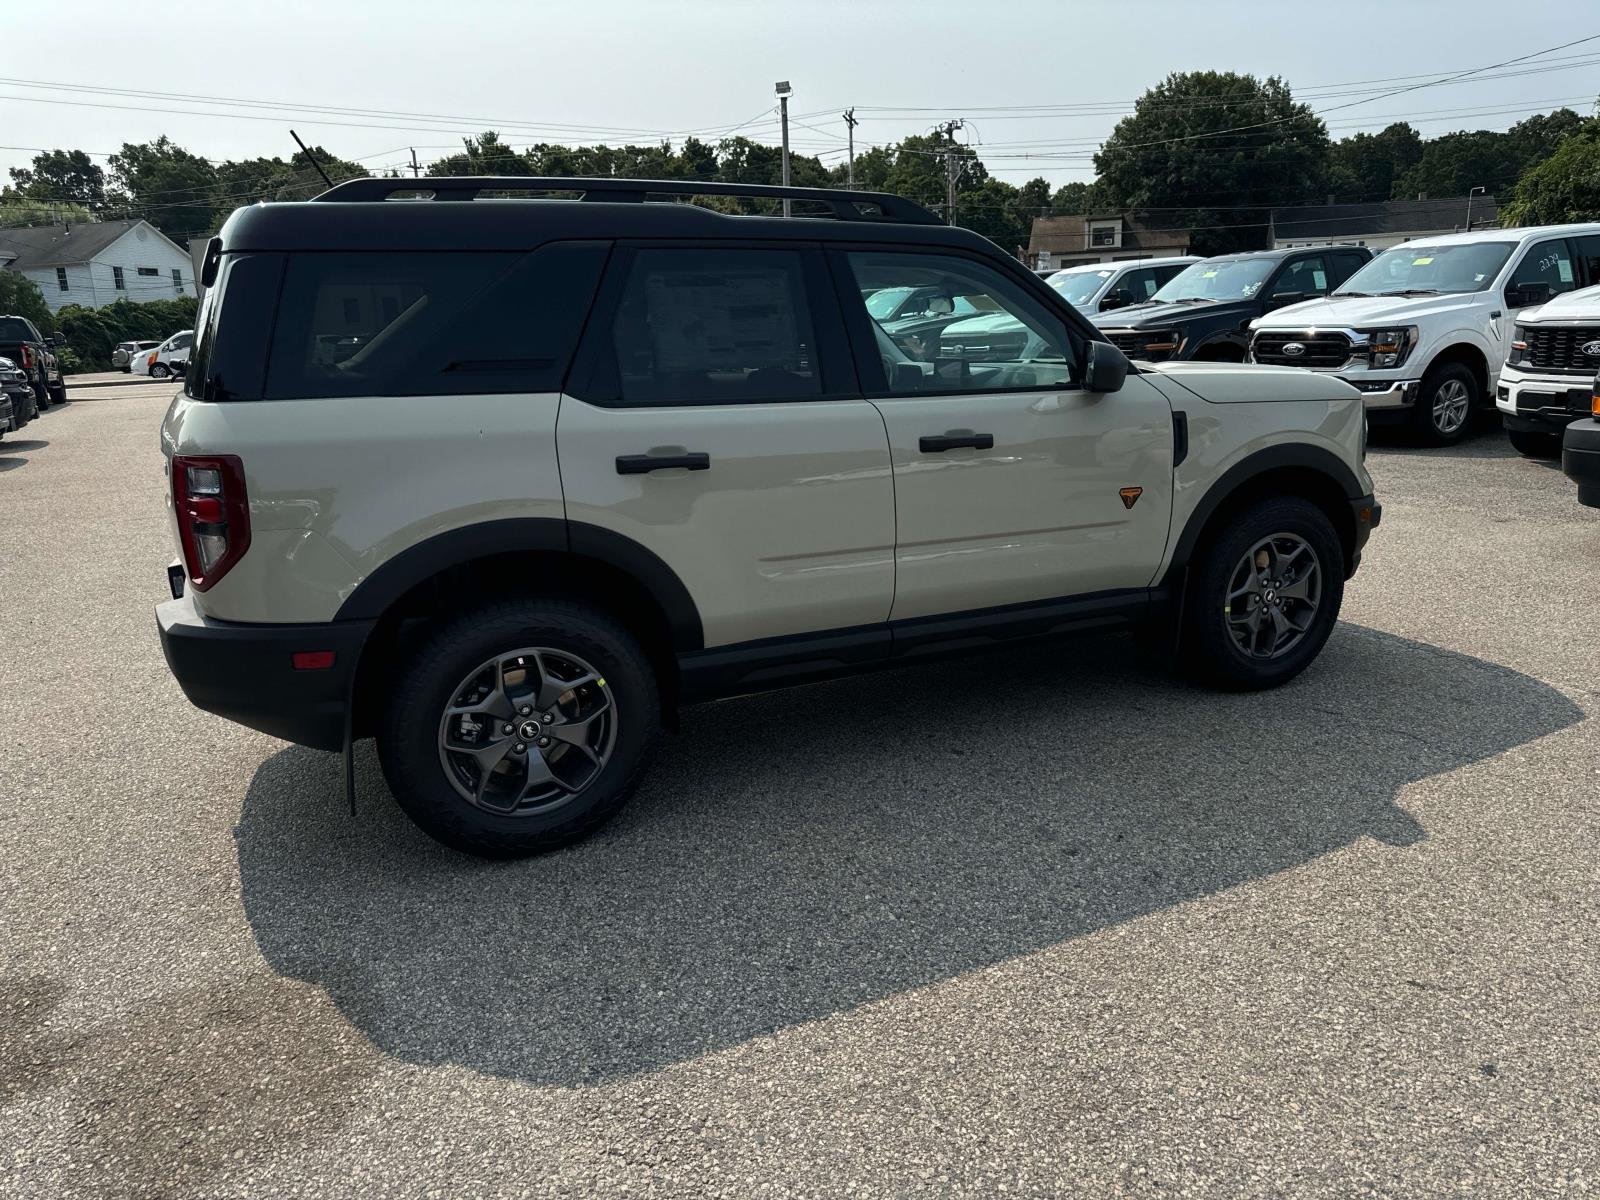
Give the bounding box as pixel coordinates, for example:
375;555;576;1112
156;178;1380;857
1249;224;1600;445
1046;256;1199;314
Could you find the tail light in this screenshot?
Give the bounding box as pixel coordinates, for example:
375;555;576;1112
18;345;32;370
171;454;250;591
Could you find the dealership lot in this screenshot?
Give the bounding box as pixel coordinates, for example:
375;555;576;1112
2;392;1597;1196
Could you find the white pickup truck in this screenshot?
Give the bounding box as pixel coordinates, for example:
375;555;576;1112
1249;224;1600;445
1497;283;1600;457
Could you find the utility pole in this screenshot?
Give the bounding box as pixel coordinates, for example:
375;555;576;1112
844;108;858;188
1466;184;1485;231
410;148;420;178
938;119;964;225
775;80;793;216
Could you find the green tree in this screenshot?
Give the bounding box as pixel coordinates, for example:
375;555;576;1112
1500;121;1600;226
0;272;55;334
1330;122;1422;202
0;192;96;229
1095;72;1330;254
211;145;368;211
8;149;107;210
106;137;219;243
1049;181;1100;215
428;131;536;177
1393;109;1583;200
54;296;198;371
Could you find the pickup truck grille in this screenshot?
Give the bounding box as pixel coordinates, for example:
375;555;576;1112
1524;326;1600;375
1251;331;1352;369
1100;331;1146;357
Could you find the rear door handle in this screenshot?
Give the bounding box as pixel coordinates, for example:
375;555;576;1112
615;452;711;475
919;431;994;453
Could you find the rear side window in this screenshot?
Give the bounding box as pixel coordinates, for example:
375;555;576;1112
607;247;821;405
0;317;38;342
258;243;607;400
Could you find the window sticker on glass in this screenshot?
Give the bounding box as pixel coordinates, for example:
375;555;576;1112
1202;269;1218;278
1412;256;1433;266
1559;260;1574;283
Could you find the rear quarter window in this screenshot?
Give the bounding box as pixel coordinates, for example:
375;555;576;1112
260;243;608;400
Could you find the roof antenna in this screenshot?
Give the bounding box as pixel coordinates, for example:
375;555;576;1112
290;130;335;190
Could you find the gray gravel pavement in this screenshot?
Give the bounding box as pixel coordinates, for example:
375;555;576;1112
2;395;1597;1198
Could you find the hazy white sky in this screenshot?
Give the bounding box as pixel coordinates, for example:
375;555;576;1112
4;0;1597;187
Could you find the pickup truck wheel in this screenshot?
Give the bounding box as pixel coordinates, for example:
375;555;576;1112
47;382;66;405
31;383;49;411
1181;496;1345;691
1507;428;1561;459
1411;362;1477;446
378;599;661;858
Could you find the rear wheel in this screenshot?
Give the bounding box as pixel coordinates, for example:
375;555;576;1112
378;598;661;858
1410;362;1477;446
1507;428;1561;459
47;382;65;405
1181;496;1345;690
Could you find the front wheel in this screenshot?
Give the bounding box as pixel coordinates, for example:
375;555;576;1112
1410;362;1478;446
378;599;662;858
1180;496;1345;690
47;382;65;404
150;363;171;379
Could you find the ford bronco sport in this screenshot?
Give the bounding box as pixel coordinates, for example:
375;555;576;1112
156;178;1381;858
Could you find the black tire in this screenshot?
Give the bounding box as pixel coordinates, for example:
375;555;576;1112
1180;496;1345;691
31;383;49;411
150;363;171;379
1410;361;1478;446
47;383;65;405
378;598;662;858
1507;428;1561;459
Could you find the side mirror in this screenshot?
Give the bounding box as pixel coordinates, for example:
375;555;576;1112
1100;288;1136;311
1266;291;1310;310
1083;341;1129;394
926;295;955;316
892;361;927;392
47;333;66;347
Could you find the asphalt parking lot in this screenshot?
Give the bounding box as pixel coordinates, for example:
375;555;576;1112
2;388;1596;1198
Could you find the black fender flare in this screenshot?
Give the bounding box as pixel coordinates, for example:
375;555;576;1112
1165;443;1363;577
333;517;704;650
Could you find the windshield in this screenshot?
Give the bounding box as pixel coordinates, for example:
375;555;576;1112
864;287;915;319
1153;259;1275;302
1337;242;1515;296
1050;269;1114;307
0;317;37;341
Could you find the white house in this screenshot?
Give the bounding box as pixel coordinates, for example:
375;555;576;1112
0;219;197;312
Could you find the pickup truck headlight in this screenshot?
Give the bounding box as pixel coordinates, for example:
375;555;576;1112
1359;326;1418;370
1508;325;1529;366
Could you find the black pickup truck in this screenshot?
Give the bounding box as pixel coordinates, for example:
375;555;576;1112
1090;246;1372;363
0;315;67;411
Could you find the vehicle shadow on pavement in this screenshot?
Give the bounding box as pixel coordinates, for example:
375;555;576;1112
236;623;1582;1088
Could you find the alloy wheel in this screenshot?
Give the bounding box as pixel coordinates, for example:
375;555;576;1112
1431;378;1470;436
437;646;616;816
1223;533;1323;660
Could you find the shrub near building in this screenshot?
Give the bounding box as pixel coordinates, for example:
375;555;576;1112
55;296;198;372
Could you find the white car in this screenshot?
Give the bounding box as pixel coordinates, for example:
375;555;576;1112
1496;283;1600;457
1047;256;1198;314
137;330;195;379
1248;224;1600;445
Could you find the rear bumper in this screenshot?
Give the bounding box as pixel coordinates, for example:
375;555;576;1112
156;593;374;751
1562;419;1600;509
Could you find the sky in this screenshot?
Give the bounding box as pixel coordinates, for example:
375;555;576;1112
3;0;1598;191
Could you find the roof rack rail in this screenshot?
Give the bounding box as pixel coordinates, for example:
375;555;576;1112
310;176;944;225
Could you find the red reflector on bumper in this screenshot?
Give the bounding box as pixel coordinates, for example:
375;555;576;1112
291;651;336;671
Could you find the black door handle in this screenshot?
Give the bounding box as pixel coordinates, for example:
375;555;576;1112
615;452;711;475
919;431;994;453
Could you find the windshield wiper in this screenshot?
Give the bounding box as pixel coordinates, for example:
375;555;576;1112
1333;290;1371;297
1169;296;1216;304
1377;288;1439;297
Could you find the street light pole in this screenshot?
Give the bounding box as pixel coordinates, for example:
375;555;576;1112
775;81;792;217
1466;184;1486;232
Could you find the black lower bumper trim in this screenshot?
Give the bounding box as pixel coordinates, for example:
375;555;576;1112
1347;493;1381;576
1562;419;1600;509
156;597;374;751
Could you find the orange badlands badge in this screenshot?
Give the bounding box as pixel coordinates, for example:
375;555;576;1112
1119;487;1143;510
